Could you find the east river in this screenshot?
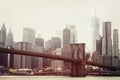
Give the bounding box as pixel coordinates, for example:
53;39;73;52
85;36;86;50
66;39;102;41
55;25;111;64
0;76;120;80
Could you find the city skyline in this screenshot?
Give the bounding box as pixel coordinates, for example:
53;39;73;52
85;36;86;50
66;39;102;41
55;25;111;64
0;0;120;52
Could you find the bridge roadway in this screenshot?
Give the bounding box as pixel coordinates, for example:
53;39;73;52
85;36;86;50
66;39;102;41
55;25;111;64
0;47;81;62
0;47;119;70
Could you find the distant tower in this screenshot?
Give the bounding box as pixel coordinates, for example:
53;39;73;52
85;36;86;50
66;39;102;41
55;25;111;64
51;37;61;51
6;29;14;68
14;42;32;69
102;22;112;56
63;26;70;49
35;37;44;48
55;30;63;48
45;40;52;50
69;25;76;44
96;35;102;55
112;29;119;66
102;22;112;66
0;23;6;47
63;26;71;70
31;37;44;68
7;29;13;48
113;29;119;57
0;23;7;67
92;6;99;52
23;28;35;46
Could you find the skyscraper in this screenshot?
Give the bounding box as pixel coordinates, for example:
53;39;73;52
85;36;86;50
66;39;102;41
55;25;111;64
14;42;32;69
91;16;99;52
45;37;61;51
96;35;102;55
69;25;76;44
35;37;44;48
102;22;112;66
102;22;112;56
63;26;71;70
6;29;14;68
31;37;44;68
63;27;70;49
55;30;62;47
23;28;35;46
45;40;52;50
113;29;119;57
6;29;13;47
44;40;52;67
0;23;6;47
32;45;43;68
0;23;7;67
112;29;119;66
22;28;35;68
51;37;61;51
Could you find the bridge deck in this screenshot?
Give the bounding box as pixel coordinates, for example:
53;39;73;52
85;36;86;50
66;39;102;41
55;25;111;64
0;47;81;62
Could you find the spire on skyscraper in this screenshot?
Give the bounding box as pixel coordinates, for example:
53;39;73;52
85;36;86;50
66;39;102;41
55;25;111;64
91;2;100;52
94;2;96;17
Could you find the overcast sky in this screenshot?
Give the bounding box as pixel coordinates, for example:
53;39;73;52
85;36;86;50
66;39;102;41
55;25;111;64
0;0;120;51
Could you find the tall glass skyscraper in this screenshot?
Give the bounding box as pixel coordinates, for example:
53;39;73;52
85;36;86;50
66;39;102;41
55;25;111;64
92;16;99;52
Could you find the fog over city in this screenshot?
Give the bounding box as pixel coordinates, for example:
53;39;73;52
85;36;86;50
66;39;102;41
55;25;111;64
0;0;120;51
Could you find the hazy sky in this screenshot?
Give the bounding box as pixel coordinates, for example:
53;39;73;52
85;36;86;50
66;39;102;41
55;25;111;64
0;0;120;51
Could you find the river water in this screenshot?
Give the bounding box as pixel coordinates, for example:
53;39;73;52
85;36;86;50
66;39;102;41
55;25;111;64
0;76;120;80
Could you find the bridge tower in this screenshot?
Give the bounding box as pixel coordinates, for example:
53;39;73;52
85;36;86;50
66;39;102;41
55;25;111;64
71;43;86;77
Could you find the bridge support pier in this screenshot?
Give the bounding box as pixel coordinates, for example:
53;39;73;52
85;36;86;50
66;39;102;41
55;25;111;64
71;62;78;77
71;43;86;77
71;61;86;77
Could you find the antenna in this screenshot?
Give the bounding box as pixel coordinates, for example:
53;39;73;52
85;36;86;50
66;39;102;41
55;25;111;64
94;0;97;17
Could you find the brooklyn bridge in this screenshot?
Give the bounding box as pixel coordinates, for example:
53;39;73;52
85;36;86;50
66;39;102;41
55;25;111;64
0;43;120;77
